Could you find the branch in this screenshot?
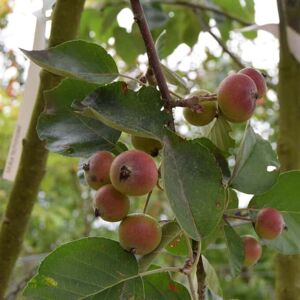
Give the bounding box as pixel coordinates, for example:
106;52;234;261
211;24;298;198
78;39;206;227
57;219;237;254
197;255;206;300
159;0;253;27
0;0;85;297
129;0;175;129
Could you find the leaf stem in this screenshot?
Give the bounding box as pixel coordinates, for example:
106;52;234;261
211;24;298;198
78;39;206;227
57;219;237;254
223;214;253;222
129;0;175;129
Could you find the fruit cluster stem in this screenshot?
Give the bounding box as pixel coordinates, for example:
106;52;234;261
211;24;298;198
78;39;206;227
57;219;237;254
129;0;175;130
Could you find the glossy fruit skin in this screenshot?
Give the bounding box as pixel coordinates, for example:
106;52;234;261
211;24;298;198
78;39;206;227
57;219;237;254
242;235;262;267
255;208;285;240
183;100;217;126
119;213;162;255
217;73;258;123
131;135;162;157
110;150;158;196
84;151;114;190
94;184;129;222
239;67;267;98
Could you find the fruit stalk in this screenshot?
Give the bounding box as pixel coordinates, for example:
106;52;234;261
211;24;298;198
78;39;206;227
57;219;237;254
0;1;85;297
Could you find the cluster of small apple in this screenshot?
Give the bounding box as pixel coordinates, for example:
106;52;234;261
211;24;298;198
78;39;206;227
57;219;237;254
183;67;267;126
242;208;285;267
83;149;163;255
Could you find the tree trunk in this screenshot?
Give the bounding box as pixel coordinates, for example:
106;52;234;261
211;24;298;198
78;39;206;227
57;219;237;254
0;1;85;298
276;0;300;299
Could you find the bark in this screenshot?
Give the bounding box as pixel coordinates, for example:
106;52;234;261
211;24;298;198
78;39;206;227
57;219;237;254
276;0;300;299
0;0;85;298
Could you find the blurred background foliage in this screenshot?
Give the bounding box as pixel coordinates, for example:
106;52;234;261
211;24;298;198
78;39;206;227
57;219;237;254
0;0;278;298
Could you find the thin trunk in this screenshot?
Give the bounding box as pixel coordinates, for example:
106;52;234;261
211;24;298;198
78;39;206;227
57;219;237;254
276;0;300;299
0;1;85;298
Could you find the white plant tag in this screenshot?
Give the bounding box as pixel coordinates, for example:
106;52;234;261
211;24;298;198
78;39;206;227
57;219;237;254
2;2;51;181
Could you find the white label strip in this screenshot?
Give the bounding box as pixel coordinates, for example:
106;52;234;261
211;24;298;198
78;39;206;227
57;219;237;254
3;8;47;181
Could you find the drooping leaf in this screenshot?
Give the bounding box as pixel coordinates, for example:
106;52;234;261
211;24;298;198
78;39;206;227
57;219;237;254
202;256;223;298
78;82;172;140
249;171;300;254
162;131;224;240
24;238;141;299
224;223;244;277
230;125;280;195
22;40;118;84
37;79;121;157
139;221;182;271
207;115;235;156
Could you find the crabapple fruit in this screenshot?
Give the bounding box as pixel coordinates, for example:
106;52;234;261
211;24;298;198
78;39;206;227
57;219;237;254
83;151;114;190
131;135;162;157
110;150;158;196
255;208;285;240
217;73;258;123
239;67;267;98
242;235;262;267
94;184;129;222
118;213;162;255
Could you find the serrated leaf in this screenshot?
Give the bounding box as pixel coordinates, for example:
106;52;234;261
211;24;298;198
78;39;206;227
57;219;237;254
249;171;300;254
139;221;182;271
230;125;280;195
224;224;244;277
202;256;223;298
22;40;118;84
37;79;120;157
207;115;235;155
162;131;224;240
23;238;141;299
78;82;172;140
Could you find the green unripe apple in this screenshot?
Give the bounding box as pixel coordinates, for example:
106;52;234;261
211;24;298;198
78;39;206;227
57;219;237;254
131;135;162;157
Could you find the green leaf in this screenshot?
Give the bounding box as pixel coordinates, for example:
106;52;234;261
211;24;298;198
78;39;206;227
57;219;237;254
37;79;121;157
202;256;223;298
250;171;300;254
24;238;141;299
224;223;244;277
196;137;231;179
78;82;172;140
162;131;224;240
230;125;280;195
143;270;191;299
22;40;118;84
161;64;189;93
142;3;169;30
114;25;145;65
227;188;239;209
139;221;182;271
84;278;144;300
165;231;189;257
207;115;235;155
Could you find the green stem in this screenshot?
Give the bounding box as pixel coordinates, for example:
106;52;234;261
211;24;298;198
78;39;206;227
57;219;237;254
0;1;85;297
